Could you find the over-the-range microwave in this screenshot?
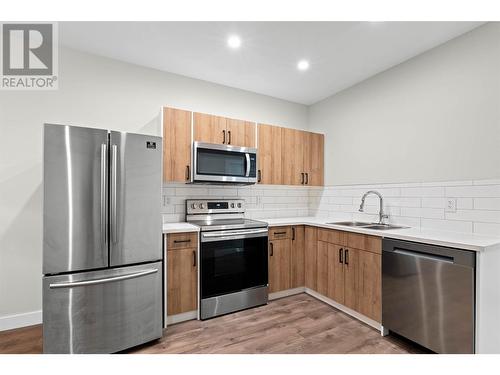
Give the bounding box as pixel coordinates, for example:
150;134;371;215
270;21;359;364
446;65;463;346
192;142;257;184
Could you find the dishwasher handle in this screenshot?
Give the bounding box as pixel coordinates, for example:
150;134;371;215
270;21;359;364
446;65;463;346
383;238;475;268
394;248;454;264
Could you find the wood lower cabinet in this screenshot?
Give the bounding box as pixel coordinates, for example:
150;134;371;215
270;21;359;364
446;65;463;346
268;238;291;293
327;243;344;304
304;226;318;290
342;247;359;311
290;226;305;288
167;246;197;315
163;107;192;182
357;249;382;322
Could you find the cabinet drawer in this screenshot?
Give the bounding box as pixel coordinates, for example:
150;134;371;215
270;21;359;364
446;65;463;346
269;226;291;240
345;232;381;254
317;228;344;245
167;232;198;250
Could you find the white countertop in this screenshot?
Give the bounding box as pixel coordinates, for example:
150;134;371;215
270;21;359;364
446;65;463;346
162;216;500;252
162;222;199;234
262;216;500;252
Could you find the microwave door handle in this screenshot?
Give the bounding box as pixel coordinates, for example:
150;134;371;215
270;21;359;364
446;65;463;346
245;153;250;177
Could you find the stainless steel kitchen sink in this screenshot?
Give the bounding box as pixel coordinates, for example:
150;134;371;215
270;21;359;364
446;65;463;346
327;221;408;230
326;221;372;227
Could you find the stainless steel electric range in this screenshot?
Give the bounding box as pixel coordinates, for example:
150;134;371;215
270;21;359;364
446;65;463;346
186;199;269;320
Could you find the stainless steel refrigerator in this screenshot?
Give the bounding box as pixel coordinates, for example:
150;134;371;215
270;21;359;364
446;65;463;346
42;124;163;354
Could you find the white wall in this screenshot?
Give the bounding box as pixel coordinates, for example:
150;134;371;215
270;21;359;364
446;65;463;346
0;47;308;321
308;22;500;186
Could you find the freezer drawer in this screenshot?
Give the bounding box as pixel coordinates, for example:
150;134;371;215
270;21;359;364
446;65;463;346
43;262;163;354
382;239;475;354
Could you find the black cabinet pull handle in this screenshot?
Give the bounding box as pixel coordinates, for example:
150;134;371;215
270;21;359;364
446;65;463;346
228;130;231;144
345;249;349;265
292;227;295;241
174;239;191;244
270;242;274;256
301;173;305;184
305;173;309;185
258;169;262;183
192;250;196;267
274;231;287;235
222;130;226;144
339;248;343;264
185;165;190;181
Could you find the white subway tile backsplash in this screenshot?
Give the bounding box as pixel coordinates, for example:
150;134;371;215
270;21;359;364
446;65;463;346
474;198;500;211
163;179;500;237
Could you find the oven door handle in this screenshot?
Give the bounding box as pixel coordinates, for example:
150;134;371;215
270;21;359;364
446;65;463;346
201;228;268;242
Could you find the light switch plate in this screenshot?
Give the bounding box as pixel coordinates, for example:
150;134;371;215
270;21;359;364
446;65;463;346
445;198;457;213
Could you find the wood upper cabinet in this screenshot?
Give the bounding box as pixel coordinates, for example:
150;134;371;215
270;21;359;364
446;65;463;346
281;128;305;185
166;237;197;316
194;112;255;147
304;132;324;186
304;226;318;290
257;123;282;184
163;107;192;182
290;226;305;288
193;112;227;144
268;238;291;293
281;128;324;186
226;118;256;147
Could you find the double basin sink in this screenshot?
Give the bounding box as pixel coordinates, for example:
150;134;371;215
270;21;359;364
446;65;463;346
326;221;408;231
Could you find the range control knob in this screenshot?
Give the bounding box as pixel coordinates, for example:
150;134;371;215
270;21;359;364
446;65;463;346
230;203;235;208
237;203;242;208
191;203;198;209
199;203;205;209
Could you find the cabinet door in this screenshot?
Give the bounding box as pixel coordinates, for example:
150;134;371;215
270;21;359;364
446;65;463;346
226;118;255;147
268;239;291;293
167;247;197;315
304;226;318;290
357;250;382;322
291;226;305;288
193;112;227;144
282;128;305;185
327;244;344;304
316;241;329;296
163;107;192;182
257;124;282;184
343;248;359;311
305;132;324;186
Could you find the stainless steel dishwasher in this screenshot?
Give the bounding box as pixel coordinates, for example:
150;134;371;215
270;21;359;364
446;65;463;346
382;238;476;354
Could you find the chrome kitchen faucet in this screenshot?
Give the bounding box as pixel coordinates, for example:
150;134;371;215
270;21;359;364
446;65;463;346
359;190;389;224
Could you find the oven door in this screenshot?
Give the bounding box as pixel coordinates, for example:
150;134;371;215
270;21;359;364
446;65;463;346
200;228;268;299
193;142;257;184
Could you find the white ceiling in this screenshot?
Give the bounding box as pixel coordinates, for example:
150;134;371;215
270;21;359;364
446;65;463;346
59;22;484;105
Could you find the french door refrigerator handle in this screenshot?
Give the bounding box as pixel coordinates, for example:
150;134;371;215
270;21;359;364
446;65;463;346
49;269;158;289
100;143;108;247
111;144;118;244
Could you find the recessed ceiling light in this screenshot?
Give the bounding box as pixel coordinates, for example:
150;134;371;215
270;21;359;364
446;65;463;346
227;35;241;49
297;60;310;71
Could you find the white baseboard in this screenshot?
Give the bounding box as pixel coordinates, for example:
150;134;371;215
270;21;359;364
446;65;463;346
165;310;197;327
0;310;42;332
269;287;305;300
305;288;381;331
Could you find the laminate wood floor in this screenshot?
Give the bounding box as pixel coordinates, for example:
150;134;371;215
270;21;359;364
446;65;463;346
0;293;427;354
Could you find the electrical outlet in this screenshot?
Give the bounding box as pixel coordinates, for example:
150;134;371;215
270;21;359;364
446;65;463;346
445;198;457;213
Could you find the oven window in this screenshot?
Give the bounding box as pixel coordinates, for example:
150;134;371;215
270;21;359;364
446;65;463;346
201;236;268;299
197;148;246;177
